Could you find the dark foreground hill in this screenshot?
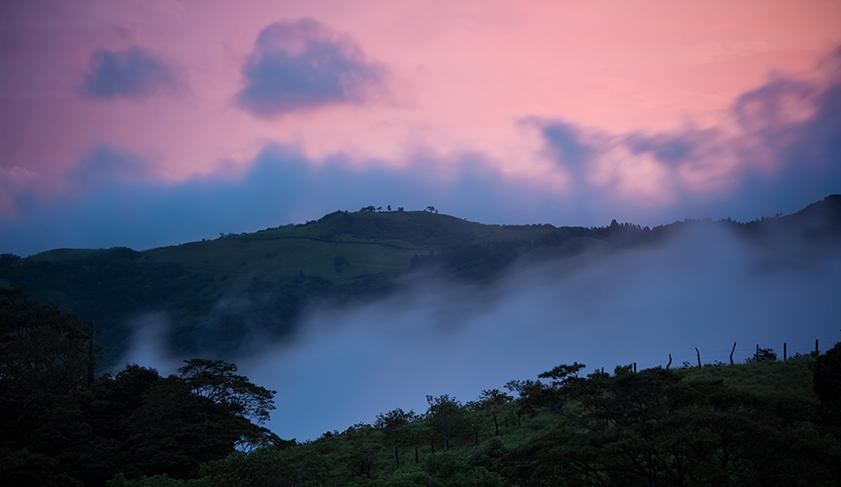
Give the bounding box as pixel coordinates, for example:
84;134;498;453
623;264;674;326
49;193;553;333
1;196;840;368
3;284;840;486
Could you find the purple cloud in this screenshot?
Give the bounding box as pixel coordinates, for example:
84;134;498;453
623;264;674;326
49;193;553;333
81;46;178;99
236;18;385;117
534;49;841;217
69;145;152;187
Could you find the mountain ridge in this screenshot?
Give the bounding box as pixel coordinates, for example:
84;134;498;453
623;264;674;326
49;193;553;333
1;196;840;368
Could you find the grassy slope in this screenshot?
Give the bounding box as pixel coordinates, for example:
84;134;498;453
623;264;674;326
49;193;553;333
677;355;818;402
313;358;816;477
139;210;578;282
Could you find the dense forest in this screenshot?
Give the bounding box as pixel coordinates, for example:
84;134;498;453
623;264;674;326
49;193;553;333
2;287;840;486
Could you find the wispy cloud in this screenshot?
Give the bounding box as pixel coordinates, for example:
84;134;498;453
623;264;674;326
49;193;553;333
80;46;179;100
69;145;153;187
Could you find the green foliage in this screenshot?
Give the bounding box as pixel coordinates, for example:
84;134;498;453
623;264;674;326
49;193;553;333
0;290;280;486
426;395;472;451
137;353;837;487
747;346;778;362
4;289;841;486
538;361;586;388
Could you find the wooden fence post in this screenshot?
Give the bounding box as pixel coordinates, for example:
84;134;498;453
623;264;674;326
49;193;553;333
666;354;672;370
695;347;702;368
730;342;736;365
783;342;787;361
755;344;760;361
816;339;820;356
633;362;637;373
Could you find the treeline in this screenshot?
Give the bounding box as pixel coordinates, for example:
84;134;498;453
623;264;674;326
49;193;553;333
2;287;841;486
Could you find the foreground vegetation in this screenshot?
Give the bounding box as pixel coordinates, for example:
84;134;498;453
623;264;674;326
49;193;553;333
2;288;840;486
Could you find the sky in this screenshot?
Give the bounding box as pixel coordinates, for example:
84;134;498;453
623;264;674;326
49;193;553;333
1;0;841;255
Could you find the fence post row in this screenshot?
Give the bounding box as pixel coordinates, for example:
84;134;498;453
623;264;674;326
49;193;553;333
607;338;826;377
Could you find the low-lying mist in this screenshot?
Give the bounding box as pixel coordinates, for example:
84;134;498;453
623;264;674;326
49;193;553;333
120;224;841;440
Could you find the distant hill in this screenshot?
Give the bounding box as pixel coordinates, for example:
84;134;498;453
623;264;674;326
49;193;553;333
1;196;840;369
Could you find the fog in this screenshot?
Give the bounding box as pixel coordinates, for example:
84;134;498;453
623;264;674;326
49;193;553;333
121;224;841;441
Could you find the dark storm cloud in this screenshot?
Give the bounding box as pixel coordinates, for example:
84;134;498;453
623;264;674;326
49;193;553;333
236;18;385;116
80;46;178;99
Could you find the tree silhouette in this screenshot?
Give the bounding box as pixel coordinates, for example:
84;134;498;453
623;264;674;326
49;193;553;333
375;408;416;466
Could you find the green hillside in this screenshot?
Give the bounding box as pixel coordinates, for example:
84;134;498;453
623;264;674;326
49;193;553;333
1;196;840;369
0;209;618;367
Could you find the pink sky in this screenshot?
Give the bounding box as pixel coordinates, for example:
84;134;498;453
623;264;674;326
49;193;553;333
1;0;840;251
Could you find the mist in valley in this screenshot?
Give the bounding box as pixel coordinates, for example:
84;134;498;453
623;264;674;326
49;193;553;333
120;223;841;441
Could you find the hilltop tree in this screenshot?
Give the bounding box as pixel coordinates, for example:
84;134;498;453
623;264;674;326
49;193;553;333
538;362;586;389
748;347;778;362
426;394;469;450
343;423;380;478
476;389;512;436
375;408;416;466
177;359;276;424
